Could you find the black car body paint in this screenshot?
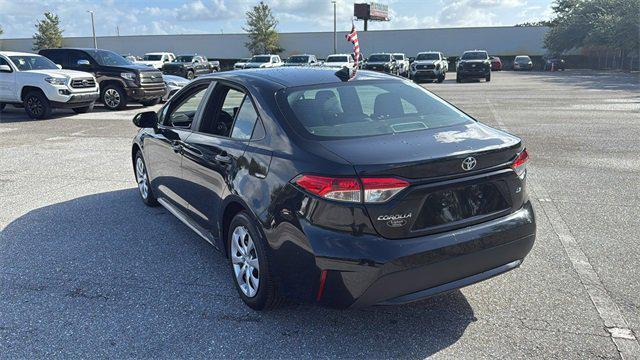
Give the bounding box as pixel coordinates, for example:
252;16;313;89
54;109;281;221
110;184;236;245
132;68;536;308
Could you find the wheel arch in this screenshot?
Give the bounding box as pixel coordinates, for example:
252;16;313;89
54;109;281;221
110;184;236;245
219;196;265;258
100;79;126;93
20;86;45;101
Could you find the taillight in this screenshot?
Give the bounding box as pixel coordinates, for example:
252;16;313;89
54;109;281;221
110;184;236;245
511;149;529;178
293;175;409;203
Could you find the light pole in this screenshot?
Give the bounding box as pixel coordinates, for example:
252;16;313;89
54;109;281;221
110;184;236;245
332;0;336;54
87;11;97;49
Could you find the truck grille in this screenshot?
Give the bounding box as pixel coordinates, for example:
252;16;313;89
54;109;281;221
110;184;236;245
70;78;96;88
418;64;435;70
139;71;164;84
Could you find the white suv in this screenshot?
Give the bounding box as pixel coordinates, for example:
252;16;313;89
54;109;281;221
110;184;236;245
0;51;99;119
243;55;283;69
137;52;176;70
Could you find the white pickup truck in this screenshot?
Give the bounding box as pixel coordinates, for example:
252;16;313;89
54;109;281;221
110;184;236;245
393;53;410;77
0;51;100;119
137;52;176;70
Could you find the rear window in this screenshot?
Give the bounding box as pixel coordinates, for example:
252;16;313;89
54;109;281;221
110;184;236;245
326;56;349;63
369;54;392;62
280;80;472;139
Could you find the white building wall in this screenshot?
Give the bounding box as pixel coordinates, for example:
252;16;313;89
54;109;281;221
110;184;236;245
0;26;548;58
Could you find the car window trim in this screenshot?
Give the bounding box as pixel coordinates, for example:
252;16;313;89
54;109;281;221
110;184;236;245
192;79;265;142
161;78;216;130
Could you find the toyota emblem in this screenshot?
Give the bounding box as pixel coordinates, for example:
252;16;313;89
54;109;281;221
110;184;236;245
461;157;477;171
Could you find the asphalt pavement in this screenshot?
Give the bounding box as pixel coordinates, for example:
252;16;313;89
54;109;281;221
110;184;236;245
1;70;639;359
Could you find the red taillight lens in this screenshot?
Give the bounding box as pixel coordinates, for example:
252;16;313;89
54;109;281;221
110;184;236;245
294;175;361;202
511;149;529;178
293;175;409;203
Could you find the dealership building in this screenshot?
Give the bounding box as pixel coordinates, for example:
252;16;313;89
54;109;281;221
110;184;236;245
0;26;548;61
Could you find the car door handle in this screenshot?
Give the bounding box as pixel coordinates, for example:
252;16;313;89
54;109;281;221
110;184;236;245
215;154;231;163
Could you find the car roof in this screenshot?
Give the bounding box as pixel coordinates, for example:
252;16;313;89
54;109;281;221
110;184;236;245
0;51;40;56
418;51;441;54
146;52;170;55
202;67;400;88
327;53;351;57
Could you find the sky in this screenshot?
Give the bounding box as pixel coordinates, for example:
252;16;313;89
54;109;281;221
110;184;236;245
0;0;555;39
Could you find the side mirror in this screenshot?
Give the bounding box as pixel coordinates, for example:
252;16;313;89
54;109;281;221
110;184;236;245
56;64;62;69
133;111;158;128
77;59;90;66
0;64;12;73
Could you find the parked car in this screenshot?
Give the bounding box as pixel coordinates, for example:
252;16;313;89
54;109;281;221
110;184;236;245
243;55;283;69
411;51;448;83
122;54;139;62
392;53;410;77
364;53;399;75
0;51;99;119
322;54;355;69
162;55;213;80
162;74;189;102
513;55;533;71
138;52;175;70
39;47;163;110
544;58;565;71
490;56;503;71
456;50;491;83
234;58;250;70
284;54;319;67
130;68;535;310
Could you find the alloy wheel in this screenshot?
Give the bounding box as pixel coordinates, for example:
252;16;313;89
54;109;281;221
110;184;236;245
135;156;149;199
231;225;260;297
26;96;43;117
104;88;121;108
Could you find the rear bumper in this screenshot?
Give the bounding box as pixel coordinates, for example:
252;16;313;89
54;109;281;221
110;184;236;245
278;200;535;308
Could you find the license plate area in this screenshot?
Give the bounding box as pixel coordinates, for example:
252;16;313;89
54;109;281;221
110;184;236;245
412;181;510;231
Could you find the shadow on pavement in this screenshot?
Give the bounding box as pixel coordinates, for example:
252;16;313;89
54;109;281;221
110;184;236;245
509;69;640;92
0;189;475;358
0;103;150;123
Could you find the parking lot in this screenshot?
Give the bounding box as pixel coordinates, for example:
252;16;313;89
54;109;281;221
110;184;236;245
1;70;639;358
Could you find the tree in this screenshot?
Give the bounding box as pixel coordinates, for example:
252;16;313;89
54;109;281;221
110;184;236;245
243;1;283;55
543;0;640;69
33;12;63;50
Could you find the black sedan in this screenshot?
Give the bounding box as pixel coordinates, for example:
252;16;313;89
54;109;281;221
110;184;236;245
131;68;536;310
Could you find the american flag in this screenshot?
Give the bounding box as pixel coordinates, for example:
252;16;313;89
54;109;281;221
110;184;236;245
346;23;360;77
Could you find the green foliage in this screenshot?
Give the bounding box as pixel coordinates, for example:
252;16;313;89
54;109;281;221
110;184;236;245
243;1;283;55
515;21;551;27
544;0;640;56
33;12;64;51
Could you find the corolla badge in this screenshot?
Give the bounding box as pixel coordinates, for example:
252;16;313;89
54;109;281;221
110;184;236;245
378;213;412;228
461;156;477;171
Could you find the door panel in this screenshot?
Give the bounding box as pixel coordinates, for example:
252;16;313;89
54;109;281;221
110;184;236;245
0;57;17;101
181;133;248;234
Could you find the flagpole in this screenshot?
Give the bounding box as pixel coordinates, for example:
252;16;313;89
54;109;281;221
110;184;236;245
332;0;337;54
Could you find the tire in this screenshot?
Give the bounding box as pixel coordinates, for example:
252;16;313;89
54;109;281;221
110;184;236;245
140;98;160;107
228;211;283;311
456;74;462;83
0;103;5;112
102;84;127;110
486;74;491;82
186;70;195;80
72;102;94;114
134;151;158;207
437;72;445;83
24;91;52;119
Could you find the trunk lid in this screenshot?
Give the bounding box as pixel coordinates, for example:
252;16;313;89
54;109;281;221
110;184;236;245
319;122;524;239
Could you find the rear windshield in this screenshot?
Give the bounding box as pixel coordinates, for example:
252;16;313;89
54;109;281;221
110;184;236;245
175;55;194;62
369;54;392;62
250;56;271;63
417;53;439;60
144;54;162;61
287;56;310;63
326;56;349;63
461;52;488;60
280;81;472;139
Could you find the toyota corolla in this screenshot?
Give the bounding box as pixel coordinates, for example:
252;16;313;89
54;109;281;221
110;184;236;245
131;67;535;310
